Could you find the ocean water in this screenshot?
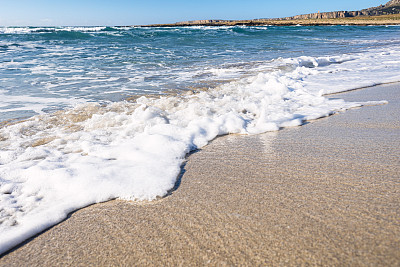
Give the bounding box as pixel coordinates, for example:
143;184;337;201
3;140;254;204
1;25;400;253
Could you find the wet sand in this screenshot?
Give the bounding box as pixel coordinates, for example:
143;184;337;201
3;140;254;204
1;83;399;266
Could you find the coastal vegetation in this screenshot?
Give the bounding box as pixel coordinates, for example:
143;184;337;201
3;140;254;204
143;0;400;27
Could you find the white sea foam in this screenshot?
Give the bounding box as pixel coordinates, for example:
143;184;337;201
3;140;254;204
0;43;398;254
293;49;400;94
0;26;108;34
0;92;86;119
0;27;35;34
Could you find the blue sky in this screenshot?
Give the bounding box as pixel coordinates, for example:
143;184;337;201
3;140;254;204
0;0;388;26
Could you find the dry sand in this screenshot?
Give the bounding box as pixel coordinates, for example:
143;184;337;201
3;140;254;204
1;83;399;266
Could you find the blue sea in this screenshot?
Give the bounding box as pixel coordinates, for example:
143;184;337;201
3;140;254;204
1;25;400;122
1;25;400;253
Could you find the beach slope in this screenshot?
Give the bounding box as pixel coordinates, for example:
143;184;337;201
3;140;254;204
1;83;399;265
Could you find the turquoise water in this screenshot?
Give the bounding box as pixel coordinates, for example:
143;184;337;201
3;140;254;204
1;25;400;122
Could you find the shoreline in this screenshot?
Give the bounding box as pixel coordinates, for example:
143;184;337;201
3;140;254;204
1;83;399;265
140;14;400;27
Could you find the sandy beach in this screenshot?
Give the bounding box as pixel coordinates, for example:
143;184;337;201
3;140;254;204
1;83;399;266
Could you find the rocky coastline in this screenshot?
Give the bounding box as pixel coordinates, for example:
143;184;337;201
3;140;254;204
275;0;400;20
141;0;400;27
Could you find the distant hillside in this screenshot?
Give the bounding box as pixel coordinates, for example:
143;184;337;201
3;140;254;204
142;0;400;27
275;0;400;20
